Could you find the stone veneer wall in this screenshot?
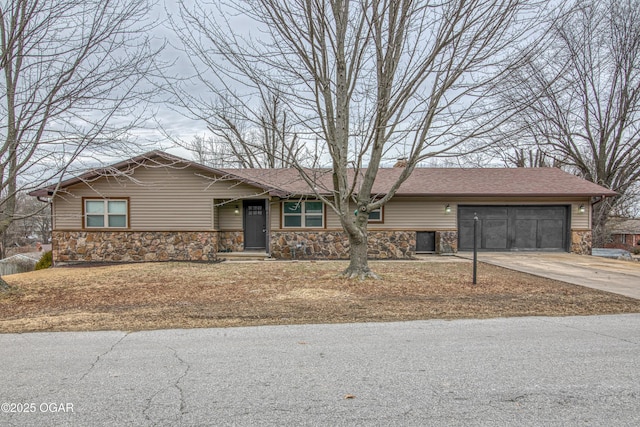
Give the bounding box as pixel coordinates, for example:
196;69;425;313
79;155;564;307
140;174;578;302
52;231;218;263
571;230;592;255
437;231;458;254
217;231;244;252
270;230;419;260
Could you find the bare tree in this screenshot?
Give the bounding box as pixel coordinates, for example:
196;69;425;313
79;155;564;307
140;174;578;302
495;148;567;168
0;192;50;258
172;0;540;278
0;0;161;290
486;0;640;246
181;92;311;168
0;0;161;253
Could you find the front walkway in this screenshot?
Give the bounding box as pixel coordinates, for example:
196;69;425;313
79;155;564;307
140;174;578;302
457;252;640;300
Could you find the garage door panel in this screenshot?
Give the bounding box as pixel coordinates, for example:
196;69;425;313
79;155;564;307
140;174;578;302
514;219;537;248
479;207;508;218
539;219;565;248
483;219;508;249
459;207;507;219
514;206;566;219
459;219;478;249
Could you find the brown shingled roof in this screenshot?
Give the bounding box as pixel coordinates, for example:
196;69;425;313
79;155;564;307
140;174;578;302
609;218;640;234
391;167;617;197
30;150;617;198
223;166;617;198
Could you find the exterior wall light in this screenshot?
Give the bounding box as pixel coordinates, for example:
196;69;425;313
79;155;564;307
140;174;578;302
234;205;240;215
445;204;451;214
578;204;585;213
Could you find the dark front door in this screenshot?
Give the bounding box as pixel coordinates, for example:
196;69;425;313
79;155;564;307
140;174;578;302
244;200;267;249
458;205;569;252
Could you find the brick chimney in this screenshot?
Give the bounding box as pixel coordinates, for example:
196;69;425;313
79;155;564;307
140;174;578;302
393;157;408;168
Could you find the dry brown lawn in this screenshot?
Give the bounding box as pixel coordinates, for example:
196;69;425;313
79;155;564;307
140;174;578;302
2;259;639;333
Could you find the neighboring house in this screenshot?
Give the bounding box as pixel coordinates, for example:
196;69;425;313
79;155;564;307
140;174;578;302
606;218;640;251
0;253;40;276
29;151;617;264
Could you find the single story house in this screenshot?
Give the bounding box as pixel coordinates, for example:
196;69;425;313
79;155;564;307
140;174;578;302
30;150;617;264
605;218;640;251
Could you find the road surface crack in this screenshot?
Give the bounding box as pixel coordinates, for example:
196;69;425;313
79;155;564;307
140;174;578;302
167;345;191;415
142;345;191;425
78;332;130;381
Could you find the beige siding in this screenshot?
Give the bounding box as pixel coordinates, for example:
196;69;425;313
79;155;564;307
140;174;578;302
270;198;455;230
54;164;266;231
213;204;219;230
270;200;281;229
325;198;456;230
218;202;243;230
570;201;591;229
370;198;455;230
269;196;591;232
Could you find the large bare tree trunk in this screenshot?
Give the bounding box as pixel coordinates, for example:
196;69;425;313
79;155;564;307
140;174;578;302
592;198;615;248
341;211;379;280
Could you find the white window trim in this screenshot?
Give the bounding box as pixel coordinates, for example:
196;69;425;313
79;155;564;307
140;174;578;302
282;200;325;228
84;198;129;229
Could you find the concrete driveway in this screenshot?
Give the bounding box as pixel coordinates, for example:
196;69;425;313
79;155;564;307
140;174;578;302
458;252;640;300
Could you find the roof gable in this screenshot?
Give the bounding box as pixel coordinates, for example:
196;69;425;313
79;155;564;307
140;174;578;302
29;151;278;197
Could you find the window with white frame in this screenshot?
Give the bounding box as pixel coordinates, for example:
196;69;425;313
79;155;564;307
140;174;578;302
84;199;128;228
282;201;324;228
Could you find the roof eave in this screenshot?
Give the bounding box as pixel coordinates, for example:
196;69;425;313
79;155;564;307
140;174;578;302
392;192;618;198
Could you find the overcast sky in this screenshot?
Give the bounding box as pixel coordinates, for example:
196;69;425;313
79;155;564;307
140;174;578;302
138;1;208;156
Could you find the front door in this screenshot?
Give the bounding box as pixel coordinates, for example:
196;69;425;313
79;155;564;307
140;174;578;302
244;200;266;249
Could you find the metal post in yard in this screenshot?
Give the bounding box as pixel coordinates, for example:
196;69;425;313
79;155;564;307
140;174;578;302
473;212;478;285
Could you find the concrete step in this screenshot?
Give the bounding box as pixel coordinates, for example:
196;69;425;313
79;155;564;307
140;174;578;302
218;251;272;262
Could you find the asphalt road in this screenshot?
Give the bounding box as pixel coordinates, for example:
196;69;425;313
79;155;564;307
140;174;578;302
1;315;639;426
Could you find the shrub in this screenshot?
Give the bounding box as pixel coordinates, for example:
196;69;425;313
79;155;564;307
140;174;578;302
35;251;53;270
